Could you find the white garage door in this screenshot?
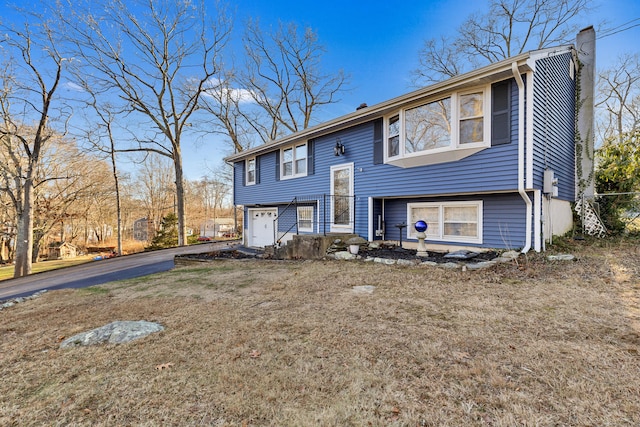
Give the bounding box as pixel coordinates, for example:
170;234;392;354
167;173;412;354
248;208;277;247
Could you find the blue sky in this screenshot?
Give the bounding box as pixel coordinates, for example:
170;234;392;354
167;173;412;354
2;0;639;180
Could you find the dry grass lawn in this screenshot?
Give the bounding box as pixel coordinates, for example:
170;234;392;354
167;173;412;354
1;238;639;426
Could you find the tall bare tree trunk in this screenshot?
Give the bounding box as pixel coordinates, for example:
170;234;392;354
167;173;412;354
14;179;34;277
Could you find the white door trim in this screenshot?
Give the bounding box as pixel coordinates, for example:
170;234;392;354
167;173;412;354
330;162;354;233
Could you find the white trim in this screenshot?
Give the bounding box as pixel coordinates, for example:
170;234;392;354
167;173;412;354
367;197;373;242
296;205;314;233
512;62;532;253
279;142;308;180
245;157;256;186
534;189;542;252
406;200;483;244
525;71;534;188
330;162;354;233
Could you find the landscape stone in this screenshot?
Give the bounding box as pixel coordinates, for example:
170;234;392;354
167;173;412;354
352;285;376;294
60;320;164;348
440;262;461;269
465;261;498;270
420;261;439;267
333;251;356;260
444;250;479;260
547;254;576;261
397;259;417;266
501;250;520;260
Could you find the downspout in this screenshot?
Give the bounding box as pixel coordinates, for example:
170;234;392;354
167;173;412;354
512;62;532;253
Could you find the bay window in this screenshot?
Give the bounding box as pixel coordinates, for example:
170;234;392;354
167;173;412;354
385;86;490;166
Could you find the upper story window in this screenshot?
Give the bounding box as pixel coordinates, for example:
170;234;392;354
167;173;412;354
281;143;307;179
246;158;256;185
385;86;490;167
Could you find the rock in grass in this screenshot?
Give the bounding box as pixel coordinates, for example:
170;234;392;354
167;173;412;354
547;254;576;261
60;320;164;348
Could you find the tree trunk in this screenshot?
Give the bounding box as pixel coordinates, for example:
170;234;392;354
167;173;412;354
173;148;188;246
14;179;34;278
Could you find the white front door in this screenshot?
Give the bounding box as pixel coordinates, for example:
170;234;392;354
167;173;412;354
248;208;277;247
330;163;354;232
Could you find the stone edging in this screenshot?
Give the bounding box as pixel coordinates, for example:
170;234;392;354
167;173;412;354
0;289;48;312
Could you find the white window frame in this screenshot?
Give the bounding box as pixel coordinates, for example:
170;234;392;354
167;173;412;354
384;85;490;166
297;206;314;232
330;162;354;233
280;142;308;180
407;201;483;244
246;157;256;185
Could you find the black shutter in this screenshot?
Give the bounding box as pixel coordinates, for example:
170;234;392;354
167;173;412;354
373;118;383;164
275;150;280;181
307;139;315;175
255;156;260;184
241;161;246;186
491;79;512;146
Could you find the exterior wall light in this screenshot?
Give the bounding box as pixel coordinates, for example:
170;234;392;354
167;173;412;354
334;139;345;156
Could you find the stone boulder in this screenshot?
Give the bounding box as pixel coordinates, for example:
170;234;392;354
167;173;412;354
60;320;164;348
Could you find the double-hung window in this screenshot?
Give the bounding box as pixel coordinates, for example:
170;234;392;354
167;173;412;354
386;86;490;166
407;201;483;244
281;143;307;179
246;158;256;185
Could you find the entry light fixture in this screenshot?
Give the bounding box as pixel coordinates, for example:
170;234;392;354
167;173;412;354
334;139;345;156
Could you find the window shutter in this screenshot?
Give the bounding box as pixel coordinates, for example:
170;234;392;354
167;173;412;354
255;156;260;184
491;80;511;146
307;139;315;175
275;150;280;181
241;161;246;186
373;118;383;164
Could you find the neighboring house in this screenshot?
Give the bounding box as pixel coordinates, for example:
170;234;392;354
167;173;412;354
200;218;236;238
133;217;155;242
47;242;77;260
225;28;597;252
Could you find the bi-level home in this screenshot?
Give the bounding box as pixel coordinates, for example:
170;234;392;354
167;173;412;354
225;28;596;253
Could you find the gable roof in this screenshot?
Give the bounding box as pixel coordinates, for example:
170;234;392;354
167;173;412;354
224;44;573;163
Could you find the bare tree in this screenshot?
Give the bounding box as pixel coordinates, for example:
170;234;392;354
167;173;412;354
597;53;640;145
59;0;231;246
74;92;127;255
414;0;592;84
201;21;349;151
0;9;69;277
31;140;110;261
134;154;176;238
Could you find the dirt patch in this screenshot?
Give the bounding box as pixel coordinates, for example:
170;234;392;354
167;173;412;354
1;237;639;426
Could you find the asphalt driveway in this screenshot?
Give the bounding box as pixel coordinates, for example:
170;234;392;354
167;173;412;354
0;241;238;301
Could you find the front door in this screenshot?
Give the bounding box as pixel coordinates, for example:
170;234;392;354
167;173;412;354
330;163;354;232
248;208;277;247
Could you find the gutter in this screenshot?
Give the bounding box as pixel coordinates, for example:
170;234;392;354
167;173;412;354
512;62;532;253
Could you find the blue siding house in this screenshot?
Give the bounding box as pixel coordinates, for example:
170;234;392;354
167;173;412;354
225;28;596;252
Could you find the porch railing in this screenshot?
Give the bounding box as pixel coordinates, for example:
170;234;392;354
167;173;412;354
272;194;356;246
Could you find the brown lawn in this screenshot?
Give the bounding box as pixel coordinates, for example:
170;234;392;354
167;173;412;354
1;238;639;426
